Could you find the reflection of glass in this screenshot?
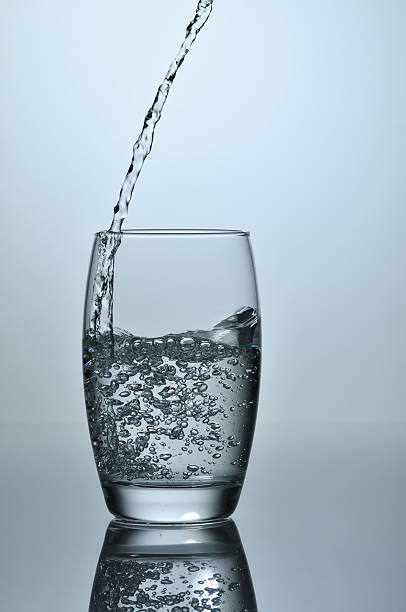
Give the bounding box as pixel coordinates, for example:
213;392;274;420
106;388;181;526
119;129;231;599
89;519;257;611
83;230;261;522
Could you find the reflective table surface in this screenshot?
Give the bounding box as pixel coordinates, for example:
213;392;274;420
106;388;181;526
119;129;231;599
2;421;406;610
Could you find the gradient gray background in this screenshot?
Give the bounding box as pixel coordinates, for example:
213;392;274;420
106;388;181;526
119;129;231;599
1;1;406;610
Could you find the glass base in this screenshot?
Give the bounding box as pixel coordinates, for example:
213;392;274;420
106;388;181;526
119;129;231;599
102;482;242;523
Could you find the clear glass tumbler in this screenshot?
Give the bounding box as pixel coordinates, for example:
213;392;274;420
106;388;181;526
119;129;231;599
89;519;257;611
83;229;261;522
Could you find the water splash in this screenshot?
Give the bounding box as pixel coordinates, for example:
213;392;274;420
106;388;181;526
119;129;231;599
110;0;213;232
89;232;121;338
88;3;213;340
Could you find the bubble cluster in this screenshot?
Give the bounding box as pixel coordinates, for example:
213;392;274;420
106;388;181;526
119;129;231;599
90;556;251;612
84;324;260;486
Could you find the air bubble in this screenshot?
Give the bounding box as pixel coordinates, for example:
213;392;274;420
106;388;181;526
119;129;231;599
187;464;199;472
180;337;196;351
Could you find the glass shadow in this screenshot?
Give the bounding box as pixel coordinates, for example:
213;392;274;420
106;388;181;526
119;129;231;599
89;518;257;611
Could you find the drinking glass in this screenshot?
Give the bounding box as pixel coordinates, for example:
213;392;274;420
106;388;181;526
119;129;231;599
89;519;257;611
83;229;261;522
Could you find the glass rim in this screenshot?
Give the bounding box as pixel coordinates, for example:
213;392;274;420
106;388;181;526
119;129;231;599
95;228;250;237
